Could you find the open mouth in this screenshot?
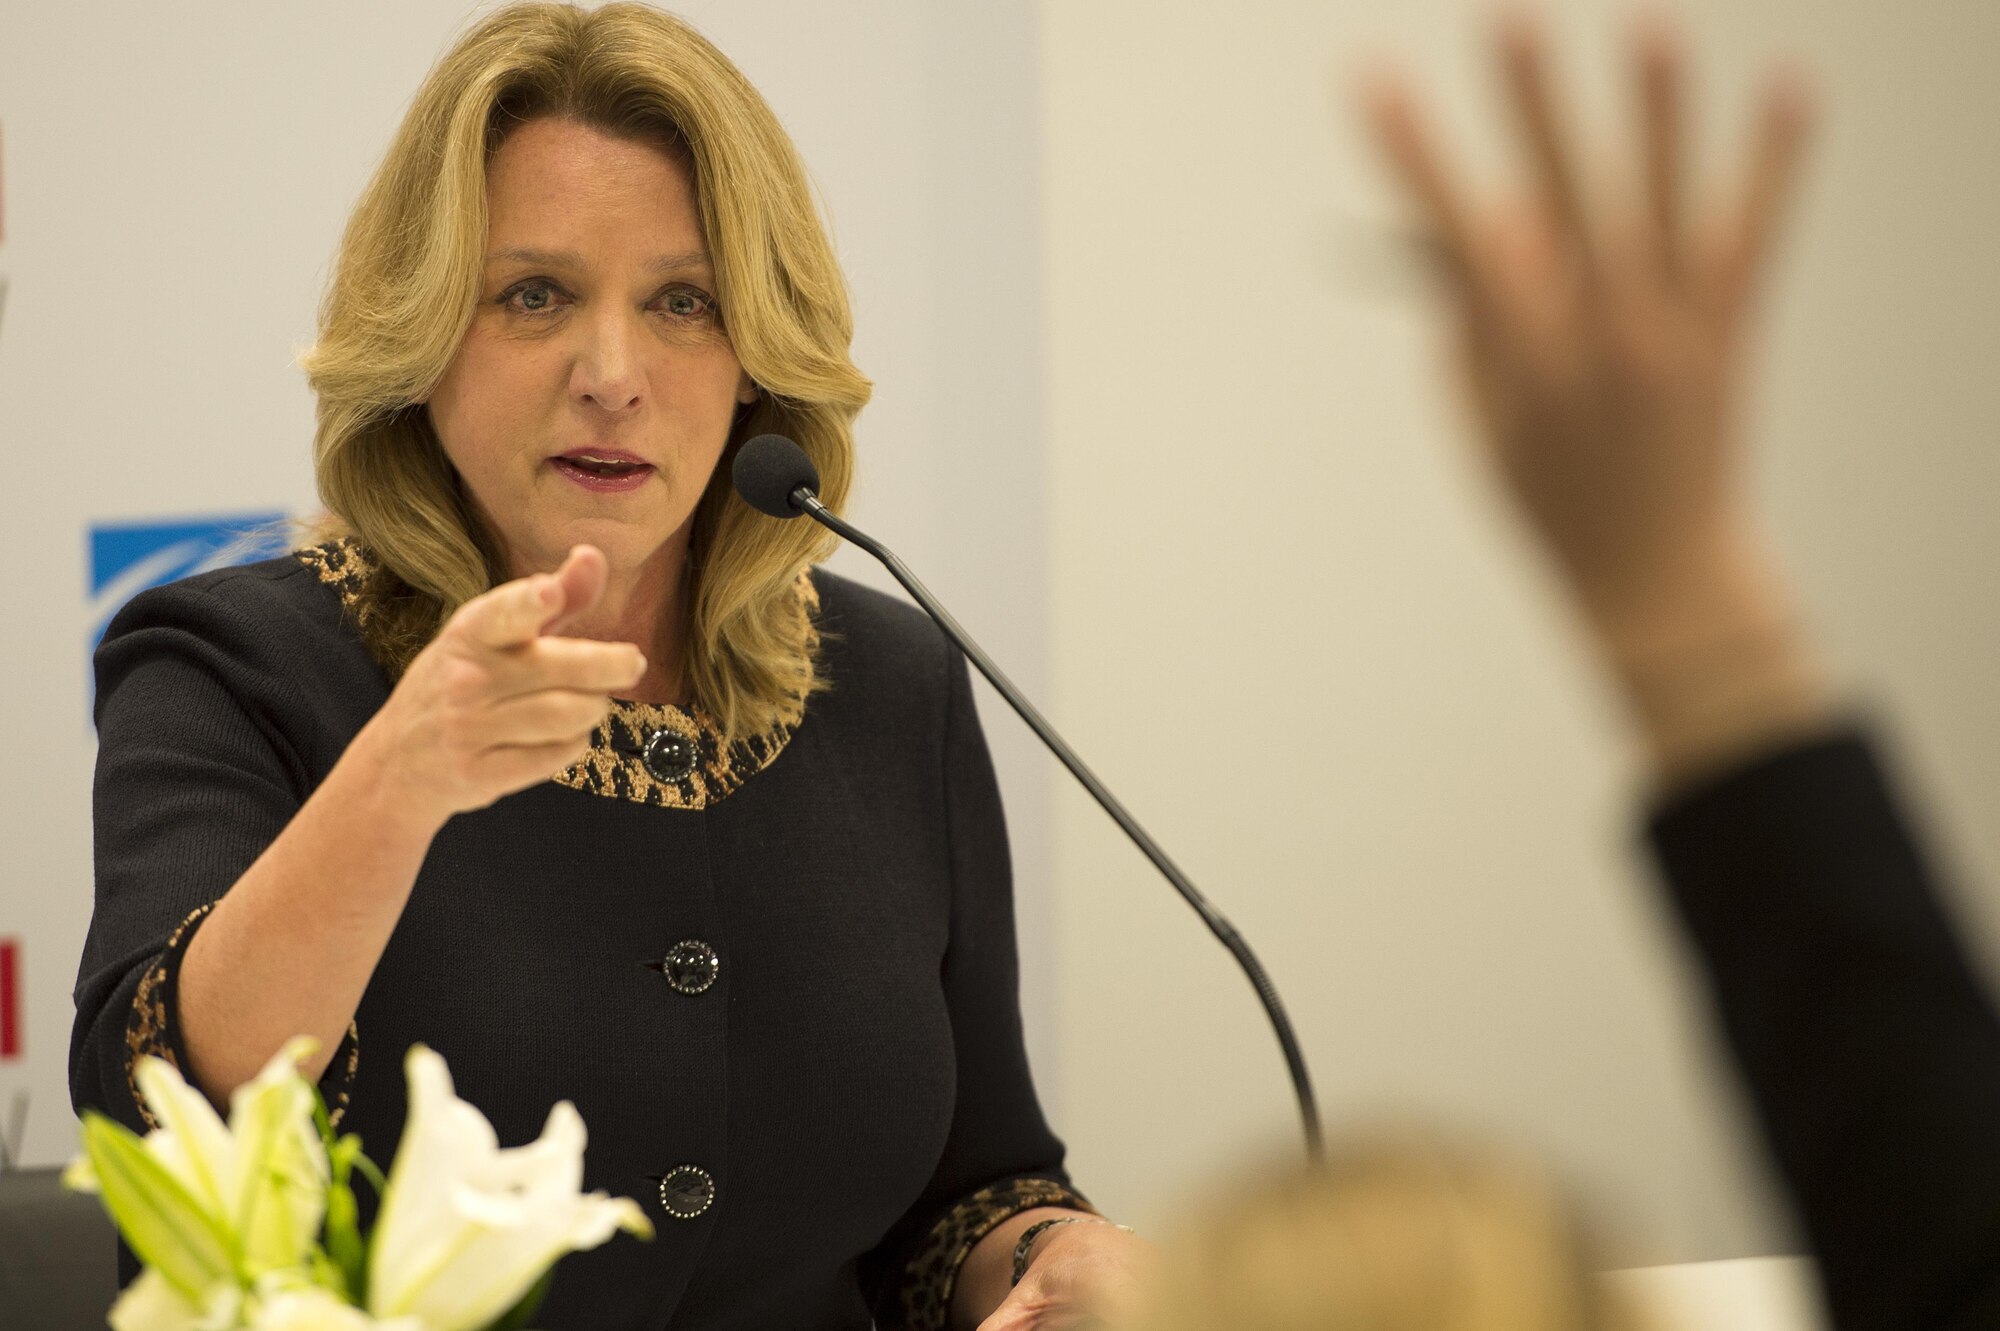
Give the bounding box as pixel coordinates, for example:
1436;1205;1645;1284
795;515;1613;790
558;455;647;476
552;453;655;486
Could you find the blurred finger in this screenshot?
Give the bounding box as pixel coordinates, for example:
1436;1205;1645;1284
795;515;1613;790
1636;15;1686;273
490;637;647;699
1718;68;1814;310
455;573;561;650
1499;14;1598;276
1360;70;1491;305
485;689;616;747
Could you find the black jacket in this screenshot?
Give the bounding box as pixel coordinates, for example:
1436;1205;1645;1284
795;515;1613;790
1649;732;2000;1330
71;543;1083;1331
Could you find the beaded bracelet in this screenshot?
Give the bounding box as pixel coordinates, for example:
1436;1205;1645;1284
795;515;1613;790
1009;1216;1133;1287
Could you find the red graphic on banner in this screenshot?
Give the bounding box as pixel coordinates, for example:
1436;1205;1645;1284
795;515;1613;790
0;940;19;1060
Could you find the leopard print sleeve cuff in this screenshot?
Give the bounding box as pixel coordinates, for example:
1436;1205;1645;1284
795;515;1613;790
889;1176;1097;1331
125;901;359;1131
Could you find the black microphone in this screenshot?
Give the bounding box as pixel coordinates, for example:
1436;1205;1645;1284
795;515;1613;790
732;433;1324;1157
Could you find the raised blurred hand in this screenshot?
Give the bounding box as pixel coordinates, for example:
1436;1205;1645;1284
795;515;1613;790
1362;15;1829;776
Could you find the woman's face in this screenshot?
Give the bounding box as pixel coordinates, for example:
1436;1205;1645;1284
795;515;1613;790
427;117;755;582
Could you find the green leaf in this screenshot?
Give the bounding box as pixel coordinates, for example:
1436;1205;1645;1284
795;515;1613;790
307;1245;351;1301
324;1175;365;1301
350;1147;388;1198
79;1111;236;1300
319;1133;375;1303
480;1264;556;1331
312;1088;335;1146
326;1132;361;1189
225;1051;326;1277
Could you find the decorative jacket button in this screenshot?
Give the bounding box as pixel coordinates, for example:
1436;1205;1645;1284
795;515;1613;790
659;1164;715;1219
654;940;720;995
642;728;697;782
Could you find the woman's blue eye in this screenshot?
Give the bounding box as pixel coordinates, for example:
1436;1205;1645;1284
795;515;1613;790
501;280;563;314
497;280;713;322
659;287;716;320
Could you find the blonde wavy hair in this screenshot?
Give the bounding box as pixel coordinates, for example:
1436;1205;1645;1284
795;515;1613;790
1130;1131;1653;1331
298;2;869;741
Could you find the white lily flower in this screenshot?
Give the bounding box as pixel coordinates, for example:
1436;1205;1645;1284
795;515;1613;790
107;1269;428;1331
68;1038;328;1303
105;1268;203;1331
217;1041;333;1276
137;1037;330;1275
248;1284;424;1331
104;1268;241;1331
367;1045;653;1331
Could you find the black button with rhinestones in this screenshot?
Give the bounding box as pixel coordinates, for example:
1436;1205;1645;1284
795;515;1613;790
642;727;697;782
651;939;719;995
657;1164;715;1219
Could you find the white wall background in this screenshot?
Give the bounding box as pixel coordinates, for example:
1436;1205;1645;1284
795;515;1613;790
3;0;1999;1277
1042;0;2000;1265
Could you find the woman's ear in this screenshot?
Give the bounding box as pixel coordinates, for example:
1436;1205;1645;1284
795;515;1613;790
736;370;760;406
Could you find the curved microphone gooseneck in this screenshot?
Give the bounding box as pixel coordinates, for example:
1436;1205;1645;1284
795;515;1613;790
733;433;1324;1158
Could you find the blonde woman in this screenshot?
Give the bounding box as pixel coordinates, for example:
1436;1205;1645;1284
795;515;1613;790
70;6;1142;1327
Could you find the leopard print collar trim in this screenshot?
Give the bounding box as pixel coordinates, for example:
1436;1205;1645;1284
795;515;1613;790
298;537;809;811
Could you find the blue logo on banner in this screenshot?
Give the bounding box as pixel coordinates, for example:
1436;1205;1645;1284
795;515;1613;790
88;514;291;651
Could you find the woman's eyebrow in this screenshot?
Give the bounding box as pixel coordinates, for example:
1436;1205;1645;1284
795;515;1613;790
647;251;713;274
484;246;712;274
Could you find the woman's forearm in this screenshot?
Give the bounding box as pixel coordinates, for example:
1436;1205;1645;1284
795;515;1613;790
174;558;640;1104
177;718;444;1102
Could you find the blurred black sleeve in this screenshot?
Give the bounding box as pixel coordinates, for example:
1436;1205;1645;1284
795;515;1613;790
1648;729;2000;1330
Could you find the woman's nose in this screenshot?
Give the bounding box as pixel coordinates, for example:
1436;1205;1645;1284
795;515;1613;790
570;311;643;413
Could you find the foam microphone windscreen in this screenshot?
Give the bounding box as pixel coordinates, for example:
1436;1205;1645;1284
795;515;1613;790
732;434;819;518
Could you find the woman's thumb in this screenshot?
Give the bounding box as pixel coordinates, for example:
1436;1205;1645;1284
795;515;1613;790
542;545;609;635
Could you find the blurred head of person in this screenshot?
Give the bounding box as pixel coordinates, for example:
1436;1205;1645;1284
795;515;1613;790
299;1;870;740
1127;1128;1650;1331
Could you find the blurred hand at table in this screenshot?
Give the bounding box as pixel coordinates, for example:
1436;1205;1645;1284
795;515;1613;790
1122;1129;1644;1331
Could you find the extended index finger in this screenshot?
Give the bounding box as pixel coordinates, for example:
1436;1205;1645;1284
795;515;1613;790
488;635;648;700
454;573;562;650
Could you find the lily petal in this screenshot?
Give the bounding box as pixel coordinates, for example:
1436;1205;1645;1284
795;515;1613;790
413;1180;652;1329
134;1055;235;1221
62;1152;100;1194
366;1046;652;1331
79;1112;236;1301
226;1039;330;1275
367;1046;500;1318
249;1285;426;1330
106;1269;208;1331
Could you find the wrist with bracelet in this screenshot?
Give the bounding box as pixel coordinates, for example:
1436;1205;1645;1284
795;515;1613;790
1009;1215;1134;1287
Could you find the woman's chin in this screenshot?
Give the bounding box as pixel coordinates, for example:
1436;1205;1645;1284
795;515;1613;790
521;517;680;578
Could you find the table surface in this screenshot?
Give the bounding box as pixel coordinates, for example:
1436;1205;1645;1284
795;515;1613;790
1604;1257;1827;1331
